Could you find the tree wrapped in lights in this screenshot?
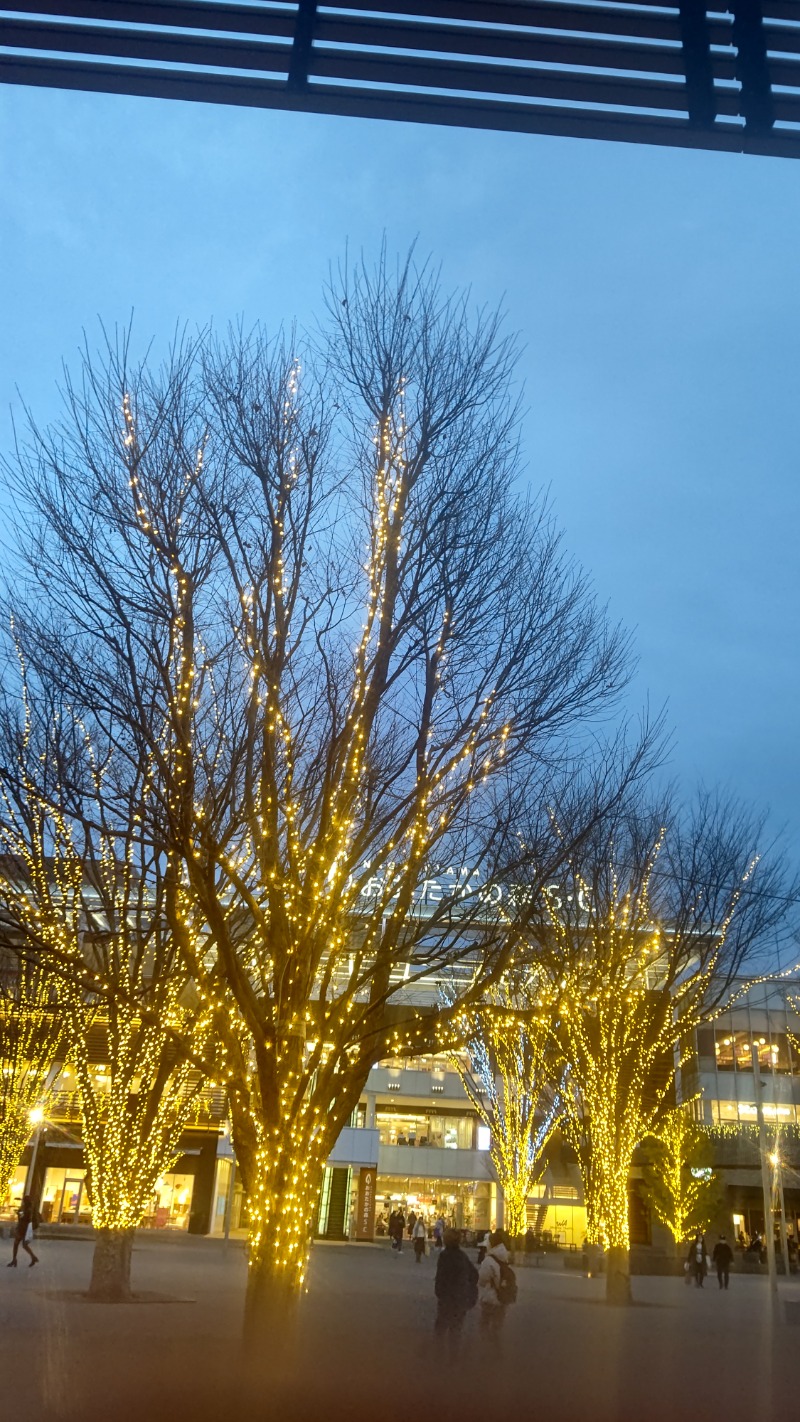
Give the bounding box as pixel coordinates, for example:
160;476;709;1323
0;691;214;1300
641;1105;723;1249
528;793;794;1304
2;248;644;1344
445;980;563;1238
0;956;63;1208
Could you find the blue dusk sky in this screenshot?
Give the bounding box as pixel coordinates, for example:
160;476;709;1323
1;84;799;886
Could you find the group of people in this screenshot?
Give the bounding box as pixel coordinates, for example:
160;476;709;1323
433;1228;516;1362
686;1232;734;1289
385;1208;448;1260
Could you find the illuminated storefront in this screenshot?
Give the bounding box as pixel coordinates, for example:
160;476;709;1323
375;1175;493;1232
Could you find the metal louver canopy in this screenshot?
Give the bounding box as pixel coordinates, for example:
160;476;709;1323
1;1;799;158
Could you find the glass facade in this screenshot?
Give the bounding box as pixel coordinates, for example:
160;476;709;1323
375;1107;476;1149
38;1166;195;1228
711;1029;798;1073
375;1175;492;1232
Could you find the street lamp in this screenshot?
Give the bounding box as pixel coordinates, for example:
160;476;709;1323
23;1106;46;1199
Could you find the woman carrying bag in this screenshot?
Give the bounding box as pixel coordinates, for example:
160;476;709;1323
7;1194;39;1269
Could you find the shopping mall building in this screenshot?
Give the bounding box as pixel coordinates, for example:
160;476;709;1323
6;976;800;1248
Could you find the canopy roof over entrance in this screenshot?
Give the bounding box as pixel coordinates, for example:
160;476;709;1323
0;1;798;158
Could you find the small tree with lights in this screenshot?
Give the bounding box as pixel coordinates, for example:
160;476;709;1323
0;693;214;1300
445;977;563;1238
641;1104;723;1251
0;955;62;1210
527;792;793;1304
2;247;651;1345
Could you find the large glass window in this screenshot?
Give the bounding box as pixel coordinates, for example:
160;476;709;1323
41;1167;92;1224
376;1109;475;1149
715;1032;736;1070
144;1172;194;1229
715;1029;794;1074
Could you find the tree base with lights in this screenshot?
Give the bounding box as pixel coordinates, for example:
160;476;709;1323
88;1227;135;1302
605;1246;632;1305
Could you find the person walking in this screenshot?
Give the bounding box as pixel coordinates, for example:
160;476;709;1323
393;1208;406;1253
687;1231;708;1288
407;1209;417;1238
412;1216;427;1263
433;1215;445;1250
434;1228;478;1364
713;1234;734;1290
7;1195;39;1269
478;1228;513;1356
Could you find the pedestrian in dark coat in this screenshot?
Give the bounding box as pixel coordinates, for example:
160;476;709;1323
687;1232;708;1287
7;1195;39;1269
434;1229;478;1363
393;1210;406;1252
712;1234;734;1290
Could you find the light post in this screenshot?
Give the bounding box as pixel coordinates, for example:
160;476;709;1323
751;1044;777;1297
23;1106;45;1200
770;1149;791;1277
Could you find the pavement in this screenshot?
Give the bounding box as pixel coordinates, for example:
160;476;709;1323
0;1234;797;1422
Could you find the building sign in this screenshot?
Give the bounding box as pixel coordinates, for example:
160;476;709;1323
355;1165;377;1240
348;861;590;918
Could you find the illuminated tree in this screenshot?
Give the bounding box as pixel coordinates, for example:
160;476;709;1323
529;793;794;1304
2;248;638;1344
0;692;214;1300
641;1105;723;1248
0;956;63;1208
446;979;563;1237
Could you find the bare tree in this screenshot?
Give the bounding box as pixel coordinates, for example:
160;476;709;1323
0;679;213;1300
524;791;796;1304
2;248;638;1343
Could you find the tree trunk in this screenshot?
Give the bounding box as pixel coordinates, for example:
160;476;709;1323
501;1181;528;1240
605;1244;631;1304
88;1227;135;1301
241;1145;325;1362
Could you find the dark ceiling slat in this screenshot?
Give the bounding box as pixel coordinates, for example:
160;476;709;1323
1;3;798;159
310;47;693;109
770;54;800;82
3;49;799;158
772;90;800;117
761;1;800;19
321;0;688;43
2;0;297;33
0;17;291;72
0;11;742;84
765;23;800;55
0;50;726;140
314;12;735;79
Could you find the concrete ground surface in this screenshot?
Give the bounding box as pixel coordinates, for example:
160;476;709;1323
0;1235;796;1422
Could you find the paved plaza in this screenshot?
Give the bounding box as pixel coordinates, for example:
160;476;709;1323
0;1236;796;1422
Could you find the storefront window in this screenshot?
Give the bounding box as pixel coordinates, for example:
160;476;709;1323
714;1032;736;1071
41;1167;92;1224
376;1174;481;1230
1;1166;27;1217
713;1100;796;1123
376;1109;475;1149
769;1034;792;1073
145;1173;194;1228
